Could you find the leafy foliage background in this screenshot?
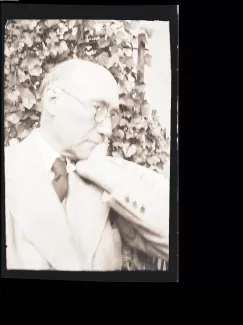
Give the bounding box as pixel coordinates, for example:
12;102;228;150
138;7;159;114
4;19;170;173
4;19;170;270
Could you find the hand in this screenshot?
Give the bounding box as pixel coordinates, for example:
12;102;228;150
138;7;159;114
75;142;123;193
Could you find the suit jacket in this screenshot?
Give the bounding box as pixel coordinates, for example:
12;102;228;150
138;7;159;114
5;130;169;271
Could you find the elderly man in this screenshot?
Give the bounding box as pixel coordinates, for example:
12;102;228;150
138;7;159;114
5;59;169;271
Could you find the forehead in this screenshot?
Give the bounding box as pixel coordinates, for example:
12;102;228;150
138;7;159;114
66;65;119;108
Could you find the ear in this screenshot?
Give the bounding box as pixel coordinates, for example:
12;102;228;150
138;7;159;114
43;87;60;116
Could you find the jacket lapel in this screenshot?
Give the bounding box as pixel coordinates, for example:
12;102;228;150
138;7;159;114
6;131;84;270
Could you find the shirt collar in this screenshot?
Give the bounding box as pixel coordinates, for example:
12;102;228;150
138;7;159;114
36;129;76;174
36;130;60;172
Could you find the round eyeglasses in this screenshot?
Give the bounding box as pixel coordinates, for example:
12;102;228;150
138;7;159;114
59;88;120;130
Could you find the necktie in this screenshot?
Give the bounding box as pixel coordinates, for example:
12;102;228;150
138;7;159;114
51;157;69;202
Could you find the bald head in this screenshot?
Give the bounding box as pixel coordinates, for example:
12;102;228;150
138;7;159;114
39;58;120;161
41;59;119;106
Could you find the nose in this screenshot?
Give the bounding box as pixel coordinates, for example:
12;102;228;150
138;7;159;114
95;116;112;138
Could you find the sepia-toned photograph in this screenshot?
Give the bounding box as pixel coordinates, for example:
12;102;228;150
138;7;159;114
4;18;174;273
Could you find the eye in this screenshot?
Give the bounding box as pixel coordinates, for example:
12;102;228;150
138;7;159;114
110;109;119;118
111;112;117;119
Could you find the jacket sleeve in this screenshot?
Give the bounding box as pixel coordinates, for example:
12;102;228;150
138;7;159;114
103;157;170;261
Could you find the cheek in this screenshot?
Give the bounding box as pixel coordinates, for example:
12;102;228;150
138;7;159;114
52;101;97;145
55;113;94;143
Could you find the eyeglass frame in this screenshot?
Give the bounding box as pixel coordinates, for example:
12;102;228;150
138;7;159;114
55;87;120;129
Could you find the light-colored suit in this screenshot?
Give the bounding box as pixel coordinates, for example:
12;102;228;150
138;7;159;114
5;129;170;271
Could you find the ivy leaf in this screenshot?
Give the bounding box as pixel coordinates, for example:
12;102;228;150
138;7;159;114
6;111;23;125
23;32;34;48
63;32;72;41
147;155;160;166
122;142;130;157
50;46;59;57
125;128;134;140
106;54;119;69
6;89;20;103
151;126;162;137
5;103;16;114
123;111;132;118
110;66;122;80
135;121;146;130
29;20;38;30
4;120;10;128
5;44;10;57
135;83;146;93
29;65;42;77
98;38;110;48
71;27;78;37
96;52;110;68
125;144;137;158
113;129;125;139
110;46;118;55
48;31;59;43
58;40;69;55
119;56;125;65
159;152;170;164
43;62;55;72
85;20;97;30
125;56;135;70
133;154;144;165
120;95;135;110
145;28;153;38
145;54;152;67
27;56;41;71
11;56;20;66
141;100;150;118
117;47;124;58
44;20;59;28
105;26;114;38
69;20;77;29
17;124;31;139
119;79;132;94
112;148;124;159
112;138;123;148
18;20;33;30
12;26;22;37
20;58;28;71
123;21;131;32
152;110;157;118
6;73;16;89
118;118;128;127
19;87;36;110
140;34;148;45
116;31;125;42
35;100;42;112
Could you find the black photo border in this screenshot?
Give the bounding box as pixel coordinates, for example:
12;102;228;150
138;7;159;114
1;4;179;282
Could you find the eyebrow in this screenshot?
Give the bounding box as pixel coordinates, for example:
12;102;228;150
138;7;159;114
61;89;119;110
92;100;119;110
91;100;107;106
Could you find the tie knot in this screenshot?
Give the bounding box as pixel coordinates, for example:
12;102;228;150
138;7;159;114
52;157;67;176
